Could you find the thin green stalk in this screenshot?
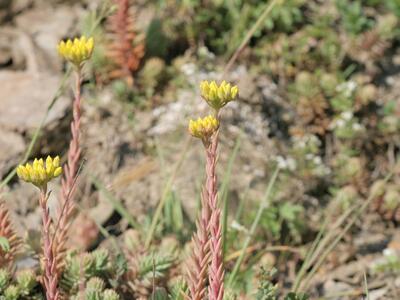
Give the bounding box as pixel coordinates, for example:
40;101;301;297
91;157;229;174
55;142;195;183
222;0;282;76
234;185;250;222
154;138;167;177
292;218;327;292
221;133;242;258
145;137;192;248
364;272;369;300
227;166;280;287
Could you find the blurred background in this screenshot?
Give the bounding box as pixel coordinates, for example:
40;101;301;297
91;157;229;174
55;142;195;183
0;0;400;299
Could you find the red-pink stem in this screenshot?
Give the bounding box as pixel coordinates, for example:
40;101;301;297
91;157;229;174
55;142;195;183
187;187;211;300
40;187;59;300
206;133;224;300
116;0;131;79
55;69;82;269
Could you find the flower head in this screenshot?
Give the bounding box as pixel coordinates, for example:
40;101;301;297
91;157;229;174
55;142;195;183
189;115;219;142
17;156;62;188
200;80;238;110
57;36;94;67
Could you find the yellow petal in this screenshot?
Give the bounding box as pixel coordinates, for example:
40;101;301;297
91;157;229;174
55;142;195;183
54;167;62;178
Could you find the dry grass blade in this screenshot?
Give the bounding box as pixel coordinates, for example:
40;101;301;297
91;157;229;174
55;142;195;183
109;158;157;190
222;0;282;77
293;202;358;292
296;172;394;293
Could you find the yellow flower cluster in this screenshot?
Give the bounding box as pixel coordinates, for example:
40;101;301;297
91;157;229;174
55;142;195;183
189;115;219;140
200;80;239;110
17;156;62;188
57;36;94;67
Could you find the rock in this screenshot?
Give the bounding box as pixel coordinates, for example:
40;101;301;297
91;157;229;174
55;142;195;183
0;129;25;178
15;5;78;71
0;71;69;132
0;28;14;66
1;183;40;236
369;288;388;300
11;0;33;14
323;280;352;300
354;232;389;254
0;0;12;23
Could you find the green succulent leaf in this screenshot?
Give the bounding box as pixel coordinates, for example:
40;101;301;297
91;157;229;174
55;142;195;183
0;237;10;253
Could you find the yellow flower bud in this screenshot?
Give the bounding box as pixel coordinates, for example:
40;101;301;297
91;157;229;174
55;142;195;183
17;156;63;188
188;115;219;141
200;80;238;110
57;36;94;67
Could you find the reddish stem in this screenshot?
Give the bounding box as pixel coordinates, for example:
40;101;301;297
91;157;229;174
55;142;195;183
40;187;59;300
206;133;224;300
187;184;211;300
54;69;82;270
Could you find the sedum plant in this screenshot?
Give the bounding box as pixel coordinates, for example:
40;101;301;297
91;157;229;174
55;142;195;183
0;268;42;300
0;268;10;294
61;249;111;293
70;277;120;300
17;156;63;300
61;249;121;299
55;35;94;275
122;231;176;298
106;0;145;86
15;269;37;297
0;201;21;270
186;80;239;300
3;285;19;300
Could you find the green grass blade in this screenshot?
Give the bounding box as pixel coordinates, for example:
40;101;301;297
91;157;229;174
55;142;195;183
364;271;369;300
221;132;242;258
227;166;280;287
223;0;282;76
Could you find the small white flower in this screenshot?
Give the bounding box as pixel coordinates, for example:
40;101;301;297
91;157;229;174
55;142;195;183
180;63;196;76
308;134;321;146
275;156;286;169
336;119;346;128
383;248;396;257
347;81;357;92
336;81;357;97
313;156;322;165
275;156;296;171
305;153;314;160
230;221;248;233
352;123;363;131
341;111;353;120
286;157;297;171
